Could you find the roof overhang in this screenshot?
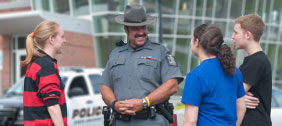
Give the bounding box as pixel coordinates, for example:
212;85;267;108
0;11;92;35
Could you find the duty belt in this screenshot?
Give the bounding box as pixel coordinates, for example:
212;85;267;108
115;106;157;121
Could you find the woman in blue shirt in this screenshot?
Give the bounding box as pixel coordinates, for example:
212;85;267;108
182;24;246;126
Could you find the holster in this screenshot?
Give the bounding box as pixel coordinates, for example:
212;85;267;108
156;101;174;123
102;106;113;126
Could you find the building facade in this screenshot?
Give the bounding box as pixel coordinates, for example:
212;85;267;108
0;0;98;95
0;0;282;94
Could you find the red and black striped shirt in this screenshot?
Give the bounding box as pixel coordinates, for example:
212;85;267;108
23;51;67;126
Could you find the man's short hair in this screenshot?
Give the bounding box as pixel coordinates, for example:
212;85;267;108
235;14;265;42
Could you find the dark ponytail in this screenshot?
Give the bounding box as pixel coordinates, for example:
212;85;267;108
193;24;235;75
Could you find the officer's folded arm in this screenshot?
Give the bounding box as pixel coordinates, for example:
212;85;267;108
101;78;178;115
100;84;136;115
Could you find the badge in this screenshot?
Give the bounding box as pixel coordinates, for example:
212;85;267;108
166;54;177;66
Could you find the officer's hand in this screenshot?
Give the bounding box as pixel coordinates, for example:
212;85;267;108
245;92;260;109
114;101;135;115
121;99;143;113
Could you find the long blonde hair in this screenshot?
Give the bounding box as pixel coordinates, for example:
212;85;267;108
21;21;60;68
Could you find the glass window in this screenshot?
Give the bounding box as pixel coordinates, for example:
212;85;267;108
229;42;237;56
205;0;213;17
257;0;264;16
244;0;256;14
175;38;190;74
204;19;212;24
272;89;282;107
271;0;282;24
72;0;89;15
129;0;141;4
177;18;192;35
281;31;282;42
147;19;157;34
230;0;243;19
162;38;173;51
266;44;277;67
276;45;282;82
263;0;271;23
215;21;226;36
92;0;125;12
226;22;234;38
161;1;176;15
178;0;194;16
190;55;199;70
261;26;269;41
33;0;50;11
261;43;266;51
196;0;204;16
18;37;26;49
268;26;279;42
149;36;158;43
89;74;102;94
162;17;175;35
93;15;124;33
53;0;70;15
96;36;124;67
194;19;204;28
32;0;41;10
42;0;50;11
215;0;229;18
13;53;16;83
143;0;157;14
68;76;89;97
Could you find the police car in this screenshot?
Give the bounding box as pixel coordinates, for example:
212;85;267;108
0;68;105;126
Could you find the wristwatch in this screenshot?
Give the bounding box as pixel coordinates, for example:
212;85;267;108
142;98;148;109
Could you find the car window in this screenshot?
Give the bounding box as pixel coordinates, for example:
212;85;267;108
273;89;282;107
61;77;68;85
68;76;89;97
89;74;102;94
5;77;24;96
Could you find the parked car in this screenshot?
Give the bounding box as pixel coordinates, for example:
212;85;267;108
271;88;282;126
0;68;105;126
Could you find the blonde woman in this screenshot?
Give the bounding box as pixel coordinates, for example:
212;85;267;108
21;21;67;126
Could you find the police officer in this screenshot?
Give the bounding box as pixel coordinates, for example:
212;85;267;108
101;3;183;126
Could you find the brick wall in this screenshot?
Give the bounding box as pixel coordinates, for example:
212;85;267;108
56;31;97;68
0;7;31;14
0;35;12;94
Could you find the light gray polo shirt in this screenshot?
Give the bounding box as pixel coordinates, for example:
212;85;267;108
102;40;183;100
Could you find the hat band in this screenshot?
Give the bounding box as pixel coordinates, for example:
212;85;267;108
124;17;146;23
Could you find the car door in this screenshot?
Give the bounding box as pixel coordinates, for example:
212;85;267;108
65;75;103;126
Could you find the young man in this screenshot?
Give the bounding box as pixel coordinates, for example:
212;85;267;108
232;14;272;126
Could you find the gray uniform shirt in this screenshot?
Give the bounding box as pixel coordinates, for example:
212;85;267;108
102;40;183;125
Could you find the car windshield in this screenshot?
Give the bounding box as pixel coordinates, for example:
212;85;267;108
273;89;282;107
5;78;24;96
5;77;68;97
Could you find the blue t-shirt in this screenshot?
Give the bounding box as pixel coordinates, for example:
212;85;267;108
181;58;245;126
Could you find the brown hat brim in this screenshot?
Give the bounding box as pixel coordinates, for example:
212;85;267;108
114;15;155;26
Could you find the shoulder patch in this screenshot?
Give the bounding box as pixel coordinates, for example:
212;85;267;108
166;54;177;66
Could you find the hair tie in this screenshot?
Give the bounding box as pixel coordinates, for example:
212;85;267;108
31;32;35;37
221;41;227;45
